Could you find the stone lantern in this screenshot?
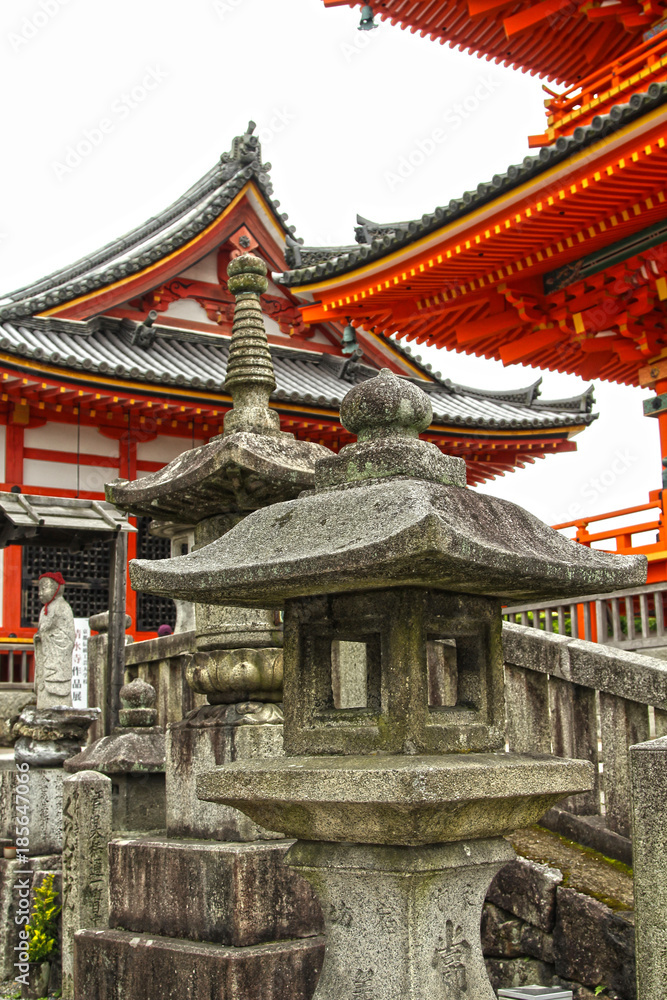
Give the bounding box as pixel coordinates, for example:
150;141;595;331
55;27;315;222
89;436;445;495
131;369;646;999
107;252;328;839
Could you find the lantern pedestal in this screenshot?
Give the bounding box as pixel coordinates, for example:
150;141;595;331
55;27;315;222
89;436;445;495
286;838;513;1000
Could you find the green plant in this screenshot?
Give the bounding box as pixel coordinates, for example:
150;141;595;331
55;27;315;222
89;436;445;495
595;987;608;996
26;873;61;963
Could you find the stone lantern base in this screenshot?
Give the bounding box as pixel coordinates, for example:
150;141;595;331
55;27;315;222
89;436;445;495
288;838;515;1000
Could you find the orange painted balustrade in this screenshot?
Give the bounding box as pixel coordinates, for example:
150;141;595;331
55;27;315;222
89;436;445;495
552;491;667;584
530;27;667;147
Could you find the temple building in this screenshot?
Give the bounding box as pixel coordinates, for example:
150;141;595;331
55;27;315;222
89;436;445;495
298;0;667;584
0;121;597;644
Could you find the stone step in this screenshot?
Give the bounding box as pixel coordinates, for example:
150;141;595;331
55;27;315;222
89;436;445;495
74;927;325;1000
109;836;323;946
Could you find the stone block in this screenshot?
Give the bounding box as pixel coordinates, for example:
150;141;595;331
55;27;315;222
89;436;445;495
0;762;66;854
167;715;283;841
487;856;563;932
485;956;555;991
108;837;323;946
73;927;325;1000
110;773;165;833
481;902;555;965
481;903;524;958
61;771;112;1000
519;923;555;964
552;887;635;998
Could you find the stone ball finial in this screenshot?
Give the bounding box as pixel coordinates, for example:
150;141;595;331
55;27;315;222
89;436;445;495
340;368;433;442
119;677;157;728
227;253;268;296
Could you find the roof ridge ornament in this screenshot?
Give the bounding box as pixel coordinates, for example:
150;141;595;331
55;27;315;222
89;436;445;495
222;253;284;438
220;120;262;167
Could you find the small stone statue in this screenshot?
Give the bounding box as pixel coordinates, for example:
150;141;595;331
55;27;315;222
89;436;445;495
34;572;75;709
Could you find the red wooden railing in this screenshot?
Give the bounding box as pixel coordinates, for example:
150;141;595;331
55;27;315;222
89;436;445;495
529;27;667;147
552;494;667;559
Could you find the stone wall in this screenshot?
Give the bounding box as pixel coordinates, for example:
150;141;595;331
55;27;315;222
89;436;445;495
482;849;635;1000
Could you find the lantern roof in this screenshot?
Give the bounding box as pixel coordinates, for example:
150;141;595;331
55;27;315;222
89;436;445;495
130;370;645;606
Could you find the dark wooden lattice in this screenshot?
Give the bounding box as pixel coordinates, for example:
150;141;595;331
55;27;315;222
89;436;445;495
135;517;176;633
21;540;112;627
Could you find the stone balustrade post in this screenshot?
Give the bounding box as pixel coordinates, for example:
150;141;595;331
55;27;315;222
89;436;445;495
630;734;667;1000
61;770;112;1000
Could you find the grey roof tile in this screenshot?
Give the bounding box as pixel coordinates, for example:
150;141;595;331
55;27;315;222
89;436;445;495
0;123;291;322
279;84;667;285
0;316;594;432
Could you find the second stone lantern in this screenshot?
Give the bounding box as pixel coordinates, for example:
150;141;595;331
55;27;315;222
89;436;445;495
131;368;647;1000
106;252;328;839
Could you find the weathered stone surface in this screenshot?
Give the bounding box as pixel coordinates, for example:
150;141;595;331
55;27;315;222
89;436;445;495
541;806;632;867
14;736;82;766
488;856;563;933
503;621;667;711
109;837;323;946
519;923;555;965
61;771;112;999
631;734;667;1000
485;957;555;991
186;645;283;703
552;887;635;998
288;838;514;1000
167;712;284;841
131;474;647;607
197;752;593;846
481;903;524;957
89;611;132;633
0;854;60;980
64;727;165;774
110;773;166;833
118;676;157;728
74;927;325;1000
106;431;328;523
13;706;100;742
0;762;66;853
283;589;506;756
0;689;35;746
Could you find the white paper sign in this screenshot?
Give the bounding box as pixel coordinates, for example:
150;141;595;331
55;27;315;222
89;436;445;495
71;618;91;708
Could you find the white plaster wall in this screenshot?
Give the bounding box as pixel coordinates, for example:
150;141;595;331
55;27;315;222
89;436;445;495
163;298;210;322
179;250;218;283
23;460;118;492
137;436;205;463
25;423;119;457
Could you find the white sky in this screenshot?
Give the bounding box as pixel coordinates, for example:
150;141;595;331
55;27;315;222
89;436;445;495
0;0;658;530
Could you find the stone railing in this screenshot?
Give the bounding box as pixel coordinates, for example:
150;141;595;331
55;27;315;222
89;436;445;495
503;581;667;654
503;621;667;862
123;630;204;729
87;629;203;741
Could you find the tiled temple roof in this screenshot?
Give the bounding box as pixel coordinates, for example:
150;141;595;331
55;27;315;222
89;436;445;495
0;316;595;430
0;123;291;323
278;83;667;286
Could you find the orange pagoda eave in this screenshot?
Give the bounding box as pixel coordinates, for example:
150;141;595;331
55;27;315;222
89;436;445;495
322;0;665;85
279;89;667;388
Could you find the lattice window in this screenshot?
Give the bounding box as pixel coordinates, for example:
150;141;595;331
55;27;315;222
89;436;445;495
135;517;176;633
21;541;112;627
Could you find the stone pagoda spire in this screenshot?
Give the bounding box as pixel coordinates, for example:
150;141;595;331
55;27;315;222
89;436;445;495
222;253;282;438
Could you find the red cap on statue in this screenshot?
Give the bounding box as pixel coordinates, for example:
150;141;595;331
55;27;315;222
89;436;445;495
38;572;66;614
